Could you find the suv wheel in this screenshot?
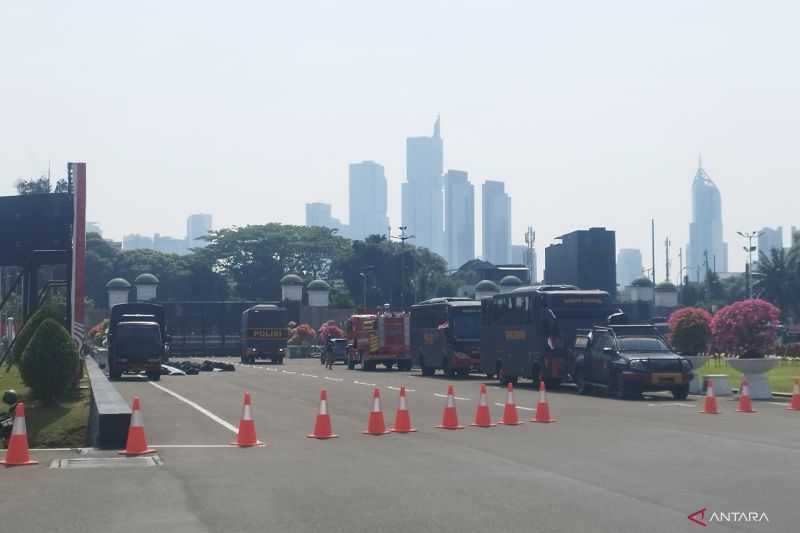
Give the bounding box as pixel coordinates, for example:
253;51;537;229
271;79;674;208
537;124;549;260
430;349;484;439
672;384;690;401
574;368;589;395
614;373;639;400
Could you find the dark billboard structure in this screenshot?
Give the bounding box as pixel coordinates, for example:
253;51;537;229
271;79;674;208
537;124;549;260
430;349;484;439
544;227;616;297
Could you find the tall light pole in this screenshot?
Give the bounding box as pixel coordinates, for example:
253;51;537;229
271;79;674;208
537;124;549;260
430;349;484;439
359;272;367;309
524;226;535;283
737;231;762;299
390;225;414;308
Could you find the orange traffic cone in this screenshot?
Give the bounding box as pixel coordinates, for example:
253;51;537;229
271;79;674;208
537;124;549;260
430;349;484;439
471;384;495;427
231;391;265;446
699;378;720;414
363;388;391;435
1;403;37;467
497;382;523;425
532;379;557;423
736;378;756;413
390;386;416;433
119;396;156;456
787;378;800;411
435;385;464;429
307;389;339;439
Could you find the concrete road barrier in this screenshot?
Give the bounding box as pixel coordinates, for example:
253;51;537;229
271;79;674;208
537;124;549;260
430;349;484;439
86;356;132;449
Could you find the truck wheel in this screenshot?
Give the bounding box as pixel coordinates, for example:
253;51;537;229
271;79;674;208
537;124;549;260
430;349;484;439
363;361;376;371
498;366;517;386
574;368;589;395
544;378;562;389
421;365;435;377
672;385;690;401
443;359;457;378
398;360;412;372
148;372;161;382
384;362;393;370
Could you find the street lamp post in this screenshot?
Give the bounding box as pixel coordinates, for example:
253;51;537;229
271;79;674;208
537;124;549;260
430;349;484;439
359;272;367;309
737;231;762;299
389;226;414;308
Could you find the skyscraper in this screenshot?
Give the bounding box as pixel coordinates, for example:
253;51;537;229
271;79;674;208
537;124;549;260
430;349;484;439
186;213;212;247
617;248;643;287
349;161;389;240
402;117;444;256
444;169;474;268
688;158;727;280
305;202;347;235
482;180;511;264
544;227;616;296
757;227;783;259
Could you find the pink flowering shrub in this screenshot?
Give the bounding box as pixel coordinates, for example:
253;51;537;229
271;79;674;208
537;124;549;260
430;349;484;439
667;307;712;355
710;299;780;358
318;321;344;344
288;324;316;345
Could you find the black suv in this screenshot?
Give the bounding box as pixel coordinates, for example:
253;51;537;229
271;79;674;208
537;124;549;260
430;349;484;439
572;325;692;400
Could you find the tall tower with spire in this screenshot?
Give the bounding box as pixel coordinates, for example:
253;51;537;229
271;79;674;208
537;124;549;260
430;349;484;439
687;156;728;281
402;117;445;258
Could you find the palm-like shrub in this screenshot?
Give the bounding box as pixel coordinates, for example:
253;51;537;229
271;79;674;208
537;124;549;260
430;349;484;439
711;299;780;358
667;307;712;355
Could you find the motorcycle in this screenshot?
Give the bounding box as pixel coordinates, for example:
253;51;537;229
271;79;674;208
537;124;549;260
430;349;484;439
1;389;18;448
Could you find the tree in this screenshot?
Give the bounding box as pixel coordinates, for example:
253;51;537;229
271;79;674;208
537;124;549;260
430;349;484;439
20;318;80;405
667;307;712;355
754;248;799;318
711;299;781;358
14;176;69;195
8;305;61;368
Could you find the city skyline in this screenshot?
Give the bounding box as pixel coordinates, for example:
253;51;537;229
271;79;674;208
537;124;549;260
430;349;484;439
4;2;799;275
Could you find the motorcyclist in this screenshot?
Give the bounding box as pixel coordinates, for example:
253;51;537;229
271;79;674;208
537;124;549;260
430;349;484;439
1;389;19;448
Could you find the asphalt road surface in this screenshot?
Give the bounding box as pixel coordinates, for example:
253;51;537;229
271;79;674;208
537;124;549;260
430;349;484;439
3;357;798;533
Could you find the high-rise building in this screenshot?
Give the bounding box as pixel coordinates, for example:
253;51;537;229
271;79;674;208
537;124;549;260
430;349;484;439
402;117;444;256
688;158;727;281
443;169;474;268
154;233;188;255
186;213;212;248
305;202;347;235
482;180;511;264
757;227;783;259
544;227;616;296
122;234;154;251
617;248;643;287
349;161;388;240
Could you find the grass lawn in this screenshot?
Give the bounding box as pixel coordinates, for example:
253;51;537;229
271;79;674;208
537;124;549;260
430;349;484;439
695;359;800;393
0;364;89;449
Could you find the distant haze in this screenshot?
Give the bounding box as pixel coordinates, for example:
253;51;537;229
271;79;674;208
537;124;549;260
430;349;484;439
2;1;798;277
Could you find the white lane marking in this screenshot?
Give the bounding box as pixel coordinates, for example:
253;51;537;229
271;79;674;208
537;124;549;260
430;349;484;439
435;393;471;401
769;402;789;407
151;444;241;448
387;385;416;392
282;370;297;375
324;376;344;382
301;373;319;378
149;382;238;434
353;380;376;387
265;368;278;372
494;402;535;411
647;402;693;407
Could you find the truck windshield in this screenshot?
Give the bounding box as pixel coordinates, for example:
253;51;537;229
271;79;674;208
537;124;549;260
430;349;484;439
618;337;669;352
451;310;480;340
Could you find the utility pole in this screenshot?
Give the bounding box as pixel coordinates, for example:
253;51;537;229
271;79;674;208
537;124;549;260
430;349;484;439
651;219;656;285
390;225;415;308
524;226;535;284
664;237;671;282
737;231;761;299
678;248;683;287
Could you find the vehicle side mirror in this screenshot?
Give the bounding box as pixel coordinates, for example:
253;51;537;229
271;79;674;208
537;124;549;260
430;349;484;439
603;346;615;354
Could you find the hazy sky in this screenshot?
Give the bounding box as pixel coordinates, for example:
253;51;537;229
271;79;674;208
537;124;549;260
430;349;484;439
3;1;798;278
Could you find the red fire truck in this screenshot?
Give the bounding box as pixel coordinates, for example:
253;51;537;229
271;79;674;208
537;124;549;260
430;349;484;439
345;308;411;371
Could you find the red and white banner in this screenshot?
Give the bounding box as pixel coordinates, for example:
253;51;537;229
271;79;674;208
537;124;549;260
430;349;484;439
69;162;87;349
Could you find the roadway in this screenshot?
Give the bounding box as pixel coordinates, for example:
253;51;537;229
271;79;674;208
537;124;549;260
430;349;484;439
3;357;798;533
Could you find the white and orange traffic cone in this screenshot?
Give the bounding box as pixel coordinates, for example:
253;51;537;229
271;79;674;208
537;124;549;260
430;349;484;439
435;385;464;429
1;403;37;467
531;379;557;423
390;386;416;433
119;396;156;456
363;388;391;436
497;382;522;425
787;378;800;411
471;384;495;427
231;391;265;446
699;378;720;414
736;378;756;413
307;389;339;439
